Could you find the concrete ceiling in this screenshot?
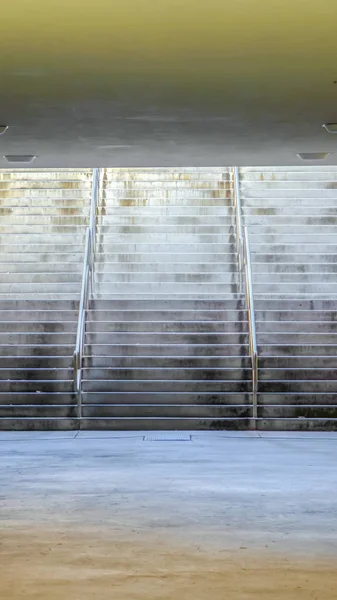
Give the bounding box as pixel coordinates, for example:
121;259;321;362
1;0;337;167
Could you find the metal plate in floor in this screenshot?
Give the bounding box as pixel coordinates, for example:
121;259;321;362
143;433;192;441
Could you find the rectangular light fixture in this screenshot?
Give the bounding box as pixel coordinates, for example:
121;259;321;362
322;123;337;133
3;155;36;163
0;126;8;135
297;152;331;161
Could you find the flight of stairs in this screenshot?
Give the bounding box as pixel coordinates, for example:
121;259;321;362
1;166;337;431
81;168;252;429
240;167;337;430
0;169;92;430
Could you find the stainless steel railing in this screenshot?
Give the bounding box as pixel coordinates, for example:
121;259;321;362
232;167;258;423
73;168;100;419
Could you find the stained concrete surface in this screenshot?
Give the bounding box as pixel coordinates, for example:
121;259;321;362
1;431;337;599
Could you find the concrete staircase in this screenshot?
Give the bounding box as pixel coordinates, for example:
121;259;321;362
240;167;337;430
81;168;252;429
0;170;92;430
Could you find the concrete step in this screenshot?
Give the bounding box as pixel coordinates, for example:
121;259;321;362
0;299;79;310
104;180;230;190
256;311;337;322
259;333;337;343
244;207;337;216
253;283;337;294
0;192;90;202
0;392;75;404
94;273;238;284
0;380;74;392
85;343;249;357
241;180;337;190
259;345;337;356
254;299;337;310
81;405;251;419
0;418;78;431
0;311;78;321
258;356;337;368
250;234;337;244
0;321;76;332
0;406;77;418
0;234;85;243
77;418;251;431
96;225;233;235
258;380;337;392
251;244;337;253
99;214;232;225
259;368;337;380
0;244;85;254
105;169;229;181
257;405;337;420
241;189;337;199
0;284;81;295
82;367;250;380
257;321;337;333
0;332;76;343
247;216;337;226
83;356;252;368
0;345;73;356
257;392;337;404
0;368;73;380
104;196;231;206
242;198;337;207
94;283;239;295
0;215;88;225
94;262;238;274
82;380;250;392
253;274;337;283
252;263;337;274
0;181;90;191
86;332;248;345
95;243;234;253
98;207;232;216
94;253;236;264
253;254;337;264
239;167;337;180
82;391;252;407
0;199;89;209
87;309;247;321
0;263;82;273
0;357;73;368
0;274;82;284
96;233;230;243
88;299;245;310
86;321;248;333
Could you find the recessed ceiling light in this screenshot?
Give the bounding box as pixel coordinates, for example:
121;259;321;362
297;152;331;161
322;123;337;133
0;126;8;135
3;155;36;164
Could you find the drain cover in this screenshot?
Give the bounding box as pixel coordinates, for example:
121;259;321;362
143;433;192;442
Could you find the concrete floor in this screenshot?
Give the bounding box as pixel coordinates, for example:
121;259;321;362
1;431;337;599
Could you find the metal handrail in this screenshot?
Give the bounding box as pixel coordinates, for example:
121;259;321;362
232;167;258;424
73;168;100;419
232;167;244;292
244;227;258;421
